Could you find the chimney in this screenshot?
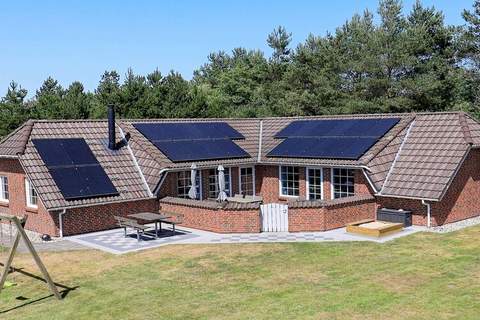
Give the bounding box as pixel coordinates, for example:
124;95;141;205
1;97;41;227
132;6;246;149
108;104;116;150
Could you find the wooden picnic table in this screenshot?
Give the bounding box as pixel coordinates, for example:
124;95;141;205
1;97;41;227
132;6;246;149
128;212;172;239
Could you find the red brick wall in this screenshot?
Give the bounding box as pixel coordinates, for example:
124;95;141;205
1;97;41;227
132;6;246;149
256;165;372;203
159;202;260;233
376;197;427;225
376;149;480;227
323;199;376;230
158;172;176;198
432;149;480;225
323;168;332;200
0;159;57;236
288;197;376;232
63;199;159;236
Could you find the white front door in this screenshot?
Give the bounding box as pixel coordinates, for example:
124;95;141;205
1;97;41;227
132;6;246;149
260;203;288;232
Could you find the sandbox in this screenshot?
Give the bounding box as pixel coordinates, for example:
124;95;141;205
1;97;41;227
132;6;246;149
346;219;404;238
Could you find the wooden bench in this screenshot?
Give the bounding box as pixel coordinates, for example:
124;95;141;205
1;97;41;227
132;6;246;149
159;213;184;235
114;216;151;241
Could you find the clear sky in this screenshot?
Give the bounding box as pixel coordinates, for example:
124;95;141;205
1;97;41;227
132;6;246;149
0;0;474;96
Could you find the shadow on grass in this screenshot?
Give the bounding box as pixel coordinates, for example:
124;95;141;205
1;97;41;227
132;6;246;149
0;263;78;314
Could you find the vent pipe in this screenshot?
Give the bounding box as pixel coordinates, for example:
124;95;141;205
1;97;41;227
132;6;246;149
108;104;116;150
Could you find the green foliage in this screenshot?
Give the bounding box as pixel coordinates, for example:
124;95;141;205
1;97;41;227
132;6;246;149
1;0;479;138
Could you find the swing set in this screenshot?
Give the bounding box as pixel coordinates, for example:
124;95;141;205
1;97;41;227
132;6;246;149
0;213;62;300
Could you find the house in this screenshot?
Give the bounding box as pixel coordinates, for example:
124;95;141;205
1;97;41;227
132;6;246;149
0;107;479;237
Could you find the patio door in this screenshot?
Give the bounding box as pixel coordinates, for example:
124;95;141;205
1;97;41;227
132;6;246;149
260;203;289;232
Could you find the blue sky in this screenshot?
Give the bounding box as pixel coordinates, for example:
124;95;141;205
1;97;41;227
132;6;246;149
0;0;474;96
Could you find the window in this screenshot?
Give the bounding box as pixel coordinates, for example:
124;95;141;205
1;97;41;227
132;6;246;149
208;168;231;199
176;171;201;199
332;168;355;199
306;168;323;200
239;167;255;196
25;178;38;208
279;166;299;197
0;176;8;201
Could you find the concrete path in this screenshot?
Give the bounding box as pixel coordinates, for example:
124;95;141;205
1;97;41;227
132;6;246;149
0;237;87;253
66;225;425;255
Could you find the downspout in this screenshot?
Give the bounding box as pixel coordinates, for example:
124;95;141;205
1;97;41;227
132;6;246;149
58;209;67;238
422;200;431;228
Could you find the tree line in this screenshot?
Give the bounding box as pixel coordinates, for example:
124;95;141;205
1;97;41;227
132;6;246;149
2;0;480;137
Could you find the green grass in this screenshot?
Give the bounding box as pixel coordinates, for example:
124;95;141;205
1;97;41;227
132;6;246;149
1;226;480;319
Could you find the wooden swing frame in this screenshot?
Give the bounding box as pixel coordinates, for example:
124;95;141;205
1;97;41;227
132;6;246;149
0;213;62;300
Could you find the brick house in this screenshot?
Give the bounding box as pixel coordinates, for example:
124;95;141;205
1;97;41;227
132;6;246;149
0;110;479;236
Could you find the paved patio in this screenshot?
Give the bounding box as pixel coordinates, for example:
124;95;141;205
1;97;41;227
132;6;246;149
67;224;425;254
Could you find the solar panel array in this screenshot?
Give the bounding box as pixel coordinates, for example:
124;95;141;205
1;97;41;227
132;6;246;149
133;122;250;162
268;118;400;160
33;138;119;200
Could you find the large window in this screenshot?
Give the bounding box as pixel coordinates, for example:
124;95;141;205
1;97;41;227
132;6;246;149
25;178;38;208
279;166;299;197
306;168;323;200
0;176;8;202
208;168;231;199
332;168;355;199
239;167;255;196
176;171;201;199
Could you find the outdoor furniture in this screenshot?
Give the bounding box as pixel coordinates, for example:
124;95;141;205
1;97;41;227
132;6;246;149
158;212;184;235
114;216;151;241
127;212;172;239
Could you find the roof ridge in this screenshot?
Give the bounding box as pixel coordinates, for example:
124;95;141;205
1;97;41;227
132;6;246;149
458;113;474;145
379;119;416;195
15;111;470;124
361;115;416;165
0;120;34;156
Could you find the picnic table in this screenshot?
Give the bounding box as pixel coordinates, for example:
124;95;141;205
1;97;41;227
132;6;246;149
128;212;172;239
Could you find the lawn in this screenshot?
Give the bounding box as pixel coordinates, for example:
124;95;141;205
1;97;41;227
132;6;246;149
1;226;480;320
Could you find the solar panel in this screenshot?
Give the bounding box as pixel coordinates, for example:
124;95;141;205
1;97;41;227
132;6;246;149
33;138;98;167
133;122;250;162
267;137;378;160
49;166;119;200
133;122;244;141
33;138;119;201
154;139;250;162
275;118;400;138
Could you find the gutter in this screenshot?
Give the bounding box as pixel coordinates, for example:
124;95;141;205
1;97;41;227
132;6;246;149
48;196;155;212
362;168;378;194
58;209;67;238
152;169;169;196
422;200;431;228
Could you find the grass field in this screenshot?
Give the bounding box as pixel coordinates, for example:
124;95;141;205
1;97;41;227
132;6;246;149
1;226;480;320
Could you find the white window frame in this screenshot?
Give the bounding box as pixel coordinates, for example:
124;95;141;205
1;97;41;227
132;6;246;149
176;170;202;199
279;166;300;198
0;176;8;202
25;178;38;208
238;166;255;196
306;167;323;200
331;168;355;199
208;167;232;199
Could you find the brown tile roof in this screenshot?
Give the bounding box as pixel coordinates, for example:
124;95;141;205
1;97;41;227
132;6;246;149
159;196;261;210
20;121;152;210
288;194;375;209
379;113;471;200
0;111;477;209
0;120;34;157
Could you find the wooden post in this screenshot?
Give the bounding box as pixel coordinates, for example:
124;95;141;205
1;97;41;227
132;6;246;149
0;214;62;300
